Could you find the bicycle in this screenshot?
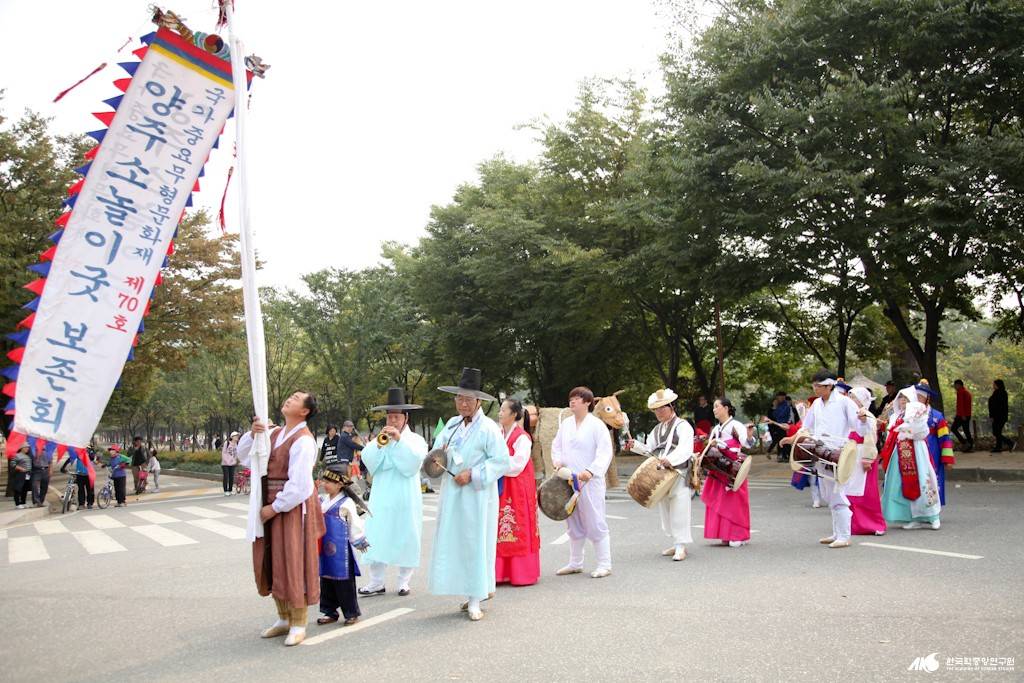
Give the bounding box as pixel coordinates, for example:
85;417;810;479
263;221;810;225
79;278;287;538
61;474;77;514
96;476;114;509
234;467;251;495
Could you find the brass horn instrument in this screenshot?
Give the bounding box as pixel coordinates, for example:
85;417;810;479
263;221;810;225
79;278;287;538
376;431;390;447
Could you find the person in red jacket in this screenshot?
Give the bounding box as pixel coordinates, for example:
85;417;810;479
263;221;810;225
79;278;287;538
951;379;974;451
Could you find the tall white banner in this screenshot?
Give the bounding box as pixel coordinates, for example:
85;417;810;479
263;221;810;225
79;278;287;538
12;28;237;447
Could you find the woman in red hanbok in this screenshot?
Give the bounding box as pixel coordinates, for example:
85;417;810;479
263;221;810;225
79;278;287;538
495;399;540;585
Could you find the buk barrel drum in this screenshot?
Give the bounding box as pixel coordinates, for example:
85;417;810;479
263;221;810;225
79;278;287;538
699;446;752;491
626;457;680;508
538;475;575;521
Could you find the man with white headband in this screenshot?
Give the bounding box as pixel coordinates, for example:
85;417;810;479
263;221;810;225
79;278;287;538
800;369;870;548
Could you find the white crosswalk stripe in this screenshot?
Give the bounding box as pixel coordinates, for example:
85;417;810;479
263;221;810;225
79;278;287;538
131;524;198;547
218;502;250;511
175;506;227;519
187;518;246;539
9;536;49;563
72;530;127;555
34;520;69;535
85;514;125;529
131;510;180;524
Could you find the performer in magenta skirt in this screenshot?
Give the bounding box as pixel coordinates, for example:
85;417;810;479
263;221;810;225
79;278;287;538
847;387;887;536
700;398;751;547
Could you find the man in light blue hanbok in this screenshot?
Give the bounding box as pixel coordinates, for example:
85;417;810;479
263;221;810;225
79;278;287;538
359;388;427;597
428;368;509;622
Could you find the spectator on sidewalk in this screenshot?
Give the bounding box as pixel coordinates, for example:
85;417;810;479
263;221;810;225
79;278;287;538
108;445;129;506
12;444;32;509
766;391;792;458
128;436;147;494
693;395;714;436
333;421;363;473
221;432;240;496
148;448;162;493
30;446;52;508
989;379;1014;453
61;449;95;509
951;379;975;451
872;380;898;418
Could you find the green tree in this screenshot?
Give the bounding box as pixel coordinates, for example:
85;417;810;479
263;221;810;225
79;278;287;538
662;0;1024;411
0;102;88;337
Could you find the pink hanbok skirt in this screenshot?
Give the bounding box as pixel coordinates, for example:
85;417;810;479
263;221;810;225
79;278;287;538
850;458;886;535
701;473;750;542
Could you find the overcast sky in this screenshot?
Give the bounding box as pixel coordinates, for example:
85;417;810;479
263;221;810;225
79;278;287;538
0;1;703;287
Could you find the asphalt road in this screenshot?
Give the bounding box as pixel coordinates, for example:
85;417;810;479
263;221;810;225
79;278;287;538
1;477;1021;682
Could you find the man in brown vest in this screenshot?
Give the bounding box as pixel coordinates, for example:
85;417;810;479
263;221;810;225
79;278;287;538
238;391;325;646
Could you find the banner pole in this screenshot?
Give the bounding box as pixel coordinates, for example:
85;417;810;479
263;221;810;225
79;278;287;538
224;2;270;541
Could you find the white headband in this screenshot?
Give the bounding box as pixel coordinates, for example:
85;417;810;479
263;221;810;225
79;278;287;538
813;378;837;387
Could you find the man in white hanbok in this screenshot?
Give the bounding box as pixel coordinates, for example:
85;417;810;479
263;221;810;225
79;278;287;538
551;386;613;578
801;370;870;549
627;388;694;561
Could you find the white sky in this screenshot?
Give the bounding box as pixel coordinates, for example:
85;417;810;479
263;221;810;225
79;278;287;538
0;1;697;287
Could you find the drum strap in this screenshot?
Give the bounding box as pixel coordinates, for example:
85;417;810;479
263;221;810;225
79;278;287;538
652;418;681;458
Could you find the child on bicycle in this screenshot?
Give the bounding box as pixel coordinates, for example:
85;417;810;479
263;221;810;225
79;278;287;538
317;470;367;627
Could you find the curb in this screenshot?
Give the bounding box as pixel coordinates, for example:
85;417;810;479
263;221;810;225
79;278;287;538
161;468;220;481
947;467;1024;482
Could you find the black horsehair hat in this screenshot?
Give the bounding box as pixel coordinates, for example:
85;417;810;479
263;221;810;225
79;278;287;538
438;367;497;402
371;387;423;412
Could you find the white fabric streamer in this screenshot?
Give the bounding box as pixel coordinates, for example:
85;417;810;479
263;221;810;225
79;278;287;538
225;4;271;541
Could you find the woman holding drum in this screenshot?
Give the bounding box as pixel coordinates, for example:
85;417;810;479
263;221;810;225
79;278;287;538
625;388;695;561
701;398;752;548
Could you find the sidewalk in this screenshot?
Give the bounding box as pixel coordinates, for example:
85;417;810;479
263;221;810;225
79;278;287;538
0;472;224;530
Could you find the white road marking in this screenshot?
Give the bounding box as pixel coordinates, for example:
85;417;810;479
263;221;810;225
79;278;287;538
860;542;983;560
131;510;179;524
422;504;438;513
187;518;246;539
423;516;436;522
72;530;127;555
302;608;414;646
551;532;570;545
217;502;250;511
605;500;632;504
606;514;628;520
34;520;68;535
131;524;198;547
84;514;125;530
9;536;49;563
175;506;227;519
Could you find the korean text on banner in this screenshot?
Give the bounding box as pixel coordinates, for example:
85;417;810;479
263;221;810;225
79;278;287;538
14;29;236;446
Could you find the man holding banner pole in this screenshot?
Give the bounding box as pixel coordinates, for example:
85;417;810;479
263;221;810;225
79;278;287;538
237;391;324;647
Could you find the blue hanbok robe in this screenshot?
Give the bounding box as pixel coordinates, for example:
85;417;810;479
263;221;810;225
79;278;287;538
428;409;510;600
361;427;427;568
